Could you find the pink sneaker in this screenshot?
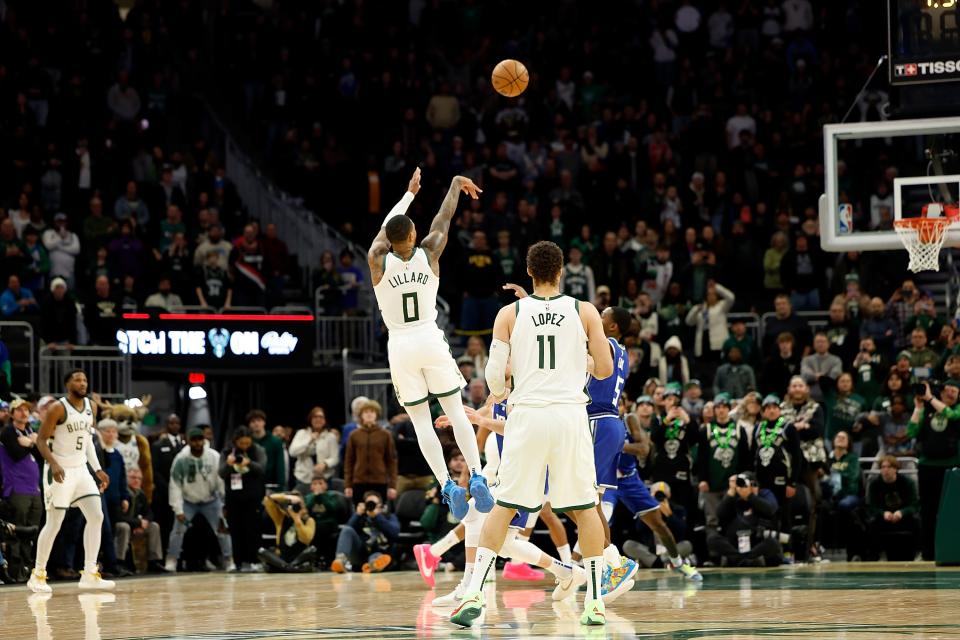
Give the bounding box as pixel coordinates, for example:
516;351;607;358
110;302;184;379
413;543;440;587
502;562;545;581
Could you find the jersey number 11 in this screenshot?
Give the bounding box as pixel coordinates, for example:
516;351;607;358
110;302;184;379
537;334;556;369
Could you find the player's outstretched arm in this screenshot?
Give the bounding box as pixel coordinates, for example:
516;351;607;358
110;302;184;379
420;175;481;265
36;402;65;482
581;302;613;379
368;168;421;282
486;304;514;399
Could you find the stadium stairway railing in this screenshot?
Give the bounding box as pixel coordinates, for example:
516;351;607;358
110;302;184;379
38;345;131;403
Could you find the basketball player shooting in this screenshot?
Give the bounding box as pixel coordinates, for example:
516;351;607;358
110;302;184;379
450;240;614;628
368;168;494;519
28;369;115;593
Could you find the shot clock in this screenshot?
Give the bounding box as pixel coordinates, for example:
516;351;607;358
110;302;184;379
889;0;960;84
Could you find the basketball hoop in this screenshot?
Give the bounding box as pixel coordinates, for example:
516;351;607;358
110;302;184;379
894;205;960;272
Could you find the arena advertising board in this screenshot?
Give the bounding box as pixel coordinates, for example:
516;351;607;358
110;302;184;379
116;313;314;370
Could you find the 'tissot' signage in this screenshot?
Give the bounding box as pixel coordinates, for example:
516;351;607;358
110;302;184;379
118;313;314;370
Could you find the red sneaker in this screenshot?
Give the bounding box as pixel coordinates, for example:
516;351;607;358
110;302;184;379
413;543;440;587
502;562;545;581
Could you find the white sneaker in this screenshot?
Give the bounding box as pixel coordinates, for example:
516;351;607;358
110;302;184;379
243;562;264;573
27;569;52;594
552;565;586;601
223;559;237;572
78;570;116;590
164;557;178;573
432;580;467;607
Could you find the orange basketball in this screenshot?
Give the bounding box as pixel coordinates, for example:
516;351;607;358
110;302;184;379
492;59;529;97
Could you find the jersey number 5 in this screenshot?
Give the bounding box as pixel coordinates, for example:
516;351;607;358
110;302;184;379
537;335;556;369
402;292;420;323
76;435;84;450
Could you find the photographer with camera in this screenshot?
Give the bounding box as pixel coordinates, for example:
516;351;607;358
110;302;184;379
331;490;399;574
219;426;267;572
259;491;317;572
907;379;960;560
706;472;781;567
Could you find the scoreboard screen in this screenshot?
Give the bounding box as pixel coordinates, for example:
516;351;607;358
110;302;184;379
889;0;960;84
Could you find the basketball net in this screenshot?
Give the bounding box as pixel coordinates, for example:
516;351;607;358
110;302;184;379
894;205;960;273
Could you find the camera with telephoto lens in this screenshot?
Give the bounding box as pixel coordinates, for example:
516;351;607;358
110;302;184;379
365;499;378;513
735;473;753;489
653;490;667;501
289;502;302;513
913;380;940;398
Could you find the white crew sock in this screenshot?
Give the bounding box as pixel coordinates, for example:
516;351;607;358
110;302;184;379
670;555;683;567
406;402;453;483
547;558;573;579
462;562;474;588
430;530;461;558
557;543;572;563
466;547;497;594
584;556;604;602
438;395;483;473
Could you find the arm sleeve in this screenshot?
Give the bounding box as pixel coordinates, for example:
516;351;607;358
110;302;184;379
86;431;102;471
382;192;415;228
486;338;510;396
907;407;924;439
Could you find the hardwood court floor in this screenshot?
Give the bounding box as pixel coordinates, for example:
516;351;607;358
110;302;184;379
2;562;960;639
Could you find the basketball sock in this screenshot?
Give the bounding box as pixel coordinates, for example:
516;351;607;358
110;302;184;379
603;544;621;568
547;558;574;579
584;556;604;601
463;562;474;588
77;496;104;573
557;544;572;563
467;547;497;593
670;555;683;566
405;402;453;483
34;509;66;572
431;530;461;558
437;395;483;472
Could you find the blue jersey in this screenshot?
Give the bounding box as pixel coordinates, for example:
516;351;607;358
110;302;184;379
586;338;628;419
493;401;507;455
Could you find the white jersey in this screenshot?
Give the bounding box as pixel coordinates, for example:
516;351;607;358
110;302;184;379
50;397;94;467
508;295;589;408
372;247;439;333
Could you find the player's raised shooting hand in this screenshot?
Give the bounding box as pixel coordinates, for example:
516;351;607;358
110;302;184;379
502;283;528;299
408;167;422;195
455;176;482;199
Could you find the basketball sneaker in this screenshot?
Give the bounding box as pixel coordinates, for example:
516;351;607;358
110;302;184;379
552;564;586;601
331;553;352;574
580;598;606;626
27;569;52;594
432;579;467;607
468;472;494;513
78;570;115;590
601;557;638;603
449;591;485;628
502;561;545;581
413;543;441;587
668;558;703;582
442;479;469;520
361;553;392;573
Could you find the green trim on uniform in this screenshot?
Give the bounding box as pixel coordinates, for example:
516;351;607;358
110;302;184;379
390;249;418;262
454;328;493;336
47;466;53;484
574;299;580;312
514;300;520;315
381;252;388;272
433;387;461;399
552;501;597;513
402;394;432;407
496;499;543;513
529;294;564;301
70;494;100;505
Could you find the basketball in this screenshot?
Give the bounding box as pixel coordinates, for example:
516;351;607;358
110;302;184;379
492;59;529;97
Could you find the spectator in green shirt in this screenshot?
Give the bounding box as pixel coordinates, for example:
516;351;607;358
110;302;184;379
907;380;960;560
305;475;348;563
825;372;868;447
824;431;862;559
721;319;758;368
247;409;287;489
866;455;920;561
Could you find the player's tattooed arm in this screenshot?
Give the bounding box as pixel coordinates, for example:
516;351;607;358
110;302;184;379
369;169;422;282
420;175;482;268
